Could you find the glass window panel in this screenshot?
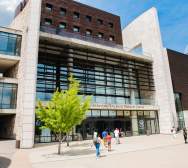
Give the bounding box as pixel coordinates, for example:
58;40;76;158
109;110;116;117
101;110;108;117
86;110;92;117
150;111;156;118
138;111;143;116
151;120;156;134
2;87;12;105
0;32;21;56
45;93;52;100
92;110;100;117
144;111;150;117
116;97;125;104
106;87;115;95
116;88;124;96
117;111;124;117
95;96;106;104
37;92;45;100
124;111;130;116
106;96;115;104
96;86;105;94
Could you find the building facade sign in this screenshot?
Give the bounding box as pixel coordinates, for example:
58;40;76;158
90;104;159;110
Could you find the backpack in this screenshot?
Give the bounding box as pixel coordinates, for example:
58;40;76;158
93;137;99;145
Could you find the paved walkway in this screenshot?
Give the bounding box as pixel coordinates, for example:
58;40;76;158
29;133;188;168
0;140;16;168
1;133;188;168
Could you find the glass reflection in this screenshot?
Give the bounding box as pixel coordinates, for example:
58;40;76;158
0;83;17;109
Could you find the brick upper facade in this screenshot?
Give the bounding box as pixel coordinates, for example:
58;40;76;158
40;0;123;45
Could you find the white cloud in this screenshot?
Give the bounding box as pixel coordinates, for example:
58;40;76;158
0;0;22;12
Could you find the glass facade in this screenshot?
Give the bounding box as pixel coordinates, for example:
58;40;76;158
0;31;22;56
174;93;185;129
37;43;155;105
78;110;159;139
35;42;158;143
0;83;17;109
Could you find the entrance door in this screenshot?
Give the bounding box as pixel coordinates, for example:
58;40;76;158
95;121;108;136
138;118;145;135
145;119;157;134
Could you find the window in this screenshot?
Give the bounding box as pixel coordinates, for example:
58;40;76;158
97;19;103;25
73;26;80;32
109;35;114;41
60;8;66;16
45;3;53;11
86;29;92;36
86;15;92;22
59;22;66;29
44;18;52;26
73;12;80;19
0;32;21;56
97;32;103;38
109;22;114;28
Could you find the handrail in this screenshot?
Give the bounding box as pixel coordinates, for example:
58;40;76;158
40;26;151;57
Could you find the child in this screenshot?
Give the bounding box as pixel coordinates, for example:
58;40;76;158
106;132;112;152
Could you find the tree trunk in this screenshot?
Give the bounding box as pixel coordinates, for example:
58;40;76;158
58;132;62;155
66;133;69;147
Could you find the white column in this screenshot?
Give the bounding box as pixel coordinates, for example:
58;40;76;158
19;0;42;148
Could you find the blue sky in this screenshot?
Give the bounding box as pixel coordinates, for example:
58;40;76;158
0;0;188;53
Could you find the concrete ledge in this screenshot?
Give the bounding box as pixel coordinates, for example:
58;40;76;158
0;109;16;115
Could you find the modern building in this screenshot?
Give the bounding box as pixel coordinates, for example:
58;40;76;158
0;0;187;148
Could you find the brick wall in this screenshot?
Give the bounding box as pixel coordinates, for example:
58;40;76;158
167;49;188;110
41;0;123;45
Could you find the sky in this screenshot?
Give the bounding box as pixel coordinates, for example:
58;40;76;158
0;0;188;53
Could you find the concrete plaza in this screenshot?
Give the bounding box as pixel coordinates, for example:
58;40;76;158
1;133;188;168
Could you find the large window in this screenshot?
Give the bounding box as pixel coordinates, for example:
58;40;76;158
0;31;21;56
0;83;17;109
37;43;155;105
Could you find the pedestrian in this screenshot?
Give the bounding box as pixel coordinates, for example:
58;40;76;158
102;130;107;147
93;135;101;159
106;132;112;151
114;128;120;144
93;129;98;139
183;128;187;144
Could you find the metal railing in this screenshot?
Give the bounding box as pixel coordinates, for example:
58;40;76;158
40;26;151;57
40;26;124;49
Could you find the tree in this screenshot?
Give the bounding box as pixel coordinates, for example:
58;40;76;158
36;75;91;155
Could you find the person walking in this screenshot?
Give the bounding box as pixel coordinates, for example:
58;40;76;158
102;130;107;147
114;128;120;144
106;132;112;151
93;130;98;139
183;128;187;144
93;135;101;159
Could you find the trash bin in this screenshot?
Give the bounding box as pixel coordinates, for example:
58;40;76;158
16;140;20;149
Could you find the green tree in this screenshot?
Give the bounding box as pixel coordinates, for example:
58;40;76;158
36;76;91;155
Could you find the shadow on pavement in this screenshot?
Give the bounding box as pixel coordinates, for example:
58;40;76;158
69;142;92;148
0;156;11;168
62;148;95;156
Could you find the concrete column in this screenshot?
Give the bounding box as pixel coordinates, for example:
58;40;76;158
130;90;136;105
17;0;42;148
67;48;74;77
131;111;138;136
